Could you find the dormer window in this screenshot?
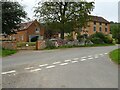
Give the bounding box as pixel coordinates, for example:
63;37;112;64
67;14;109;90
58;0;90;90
35;28;40;33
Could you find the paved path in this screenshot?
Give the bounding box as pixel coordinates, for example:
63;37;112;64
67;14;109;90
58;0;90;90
2;46;118;88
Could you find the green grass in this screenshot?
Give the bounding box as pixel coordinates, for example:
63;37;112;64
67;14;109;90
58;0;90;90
109;49;120;64
17;42;36;47
0;49;17;57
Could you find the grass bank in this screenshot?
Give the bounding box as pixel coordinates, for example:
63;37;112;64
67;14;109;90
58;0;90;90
0;49;17;57
109;49;120;64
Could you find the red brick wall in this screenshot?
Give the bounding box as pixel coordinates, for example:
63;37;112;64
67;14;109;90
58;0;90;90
2;41;17;50
81;21;110;35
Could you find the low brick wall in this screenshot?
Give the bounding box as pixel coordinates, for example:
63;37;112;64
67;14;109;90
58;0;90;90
1;41;17;50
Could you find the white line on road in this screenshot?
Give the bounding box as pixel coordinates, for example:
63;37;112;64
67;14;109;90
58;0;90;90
88;55;92;57
80;59;87;61
73;58;79;60
94;55;98;58
39;64;48;67
99;54;104;56
104;53;108;55
25;67;34;70
2;70;16;75
88;57;93;60
81;57;87;59
46;65;55;69
64;59;71;62
53;61;61;64
30;68;41;72
71;61;78;63
60;63;68;66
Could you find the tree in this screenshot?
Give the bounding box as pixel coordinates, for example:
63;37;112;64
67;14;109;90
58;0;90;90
110;23;120;44
2;2;27;35
34;1;94;39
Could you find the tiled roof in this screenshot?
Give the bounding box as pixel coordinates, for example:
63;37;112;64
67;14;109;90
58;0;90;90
17;21;34;31
89;16;110;23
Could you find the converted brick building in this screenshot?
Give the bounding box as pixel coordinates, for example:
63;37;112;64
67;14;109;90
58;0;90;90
72;16;110;40
8;20;45;42
81;16;110;35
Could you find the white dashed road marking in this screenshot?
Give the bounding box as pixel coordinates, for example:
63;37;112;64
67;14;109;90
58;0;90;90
46;65;55;69
95;55;99;58
88;55;92;57
30;68;41;72
60;63;68;66
64;59;71;62
53;61;61;64
104;53;108;55
100;54;104;56
73;58;79;60
39;64;48;67
88;57;93;60
71;61;78;63
2;70;16;75
81;59;87;61
81;57;86;59
25;67;34;70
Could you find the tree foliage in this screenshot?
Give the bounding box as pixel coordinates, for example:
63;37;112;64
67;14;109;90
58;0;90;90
110;23;120;43
34;1;94;39
2;2;27;35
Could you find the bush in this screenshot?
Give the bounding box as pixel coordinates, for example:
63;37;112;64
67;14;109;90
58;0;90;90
91;37;104;44
45;40;56;49
90;32;113;44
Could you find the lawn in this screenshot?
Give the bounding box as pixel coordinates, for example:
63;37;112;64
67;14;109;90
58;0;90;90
109;49;120;64
0;49;17;57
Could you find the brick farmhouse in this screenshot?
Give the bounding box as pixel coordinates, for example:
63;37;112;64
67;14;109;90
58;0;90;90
7;16;110;42
8;20;45;42
55;16;110;39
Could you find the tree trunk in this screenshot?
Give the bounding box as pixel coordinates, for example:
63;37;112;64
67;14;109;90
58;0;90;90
60;29;64;39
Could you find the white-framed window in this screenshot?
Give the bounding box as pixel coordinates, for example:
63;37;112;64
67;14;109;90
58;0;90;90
35;28;40;33
21;35;24;41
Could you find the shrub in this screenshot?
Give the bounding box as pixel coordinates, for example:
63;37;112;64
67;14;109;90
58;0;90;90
90;32;113;44
91;37;104;44
45;40;56;49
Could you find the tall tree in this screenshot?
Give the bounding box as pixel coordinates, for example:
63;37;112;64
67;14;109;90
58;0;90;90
110;23;120;44
34;1;94;39
2;2;27;35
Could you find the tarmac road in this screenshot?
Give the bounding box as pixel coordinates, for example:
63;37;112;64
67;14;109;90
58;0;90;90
2;46;118;88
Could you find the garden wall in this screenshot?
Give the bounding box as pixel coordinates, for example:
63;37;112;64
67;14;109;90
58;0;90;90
1;41;17;50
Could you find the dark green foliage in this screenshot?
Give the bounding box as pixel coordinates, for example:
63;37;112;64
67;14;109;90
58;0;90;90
45;40;56;49
2;2;27;35
90;32;113;44
110;23;120;44
91;37;104;44
34;2;94;39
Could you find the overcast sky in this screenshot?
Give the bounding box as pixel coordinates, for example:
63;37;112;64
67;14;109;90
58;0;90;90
17;0;119;22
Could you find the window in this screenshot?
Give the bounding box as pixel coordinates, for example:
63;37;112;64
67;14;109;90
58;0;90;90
99;27;102;32
105;28;107;32
21;35;24;41
94;22;96;25
35;28;40;33
100;23;102;25
93;26;96;32
105;23;107;26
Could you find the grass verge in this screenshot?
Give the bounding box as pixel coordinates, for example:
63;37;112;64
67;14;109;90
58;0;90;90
0;49;17;57
109;49;120;64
